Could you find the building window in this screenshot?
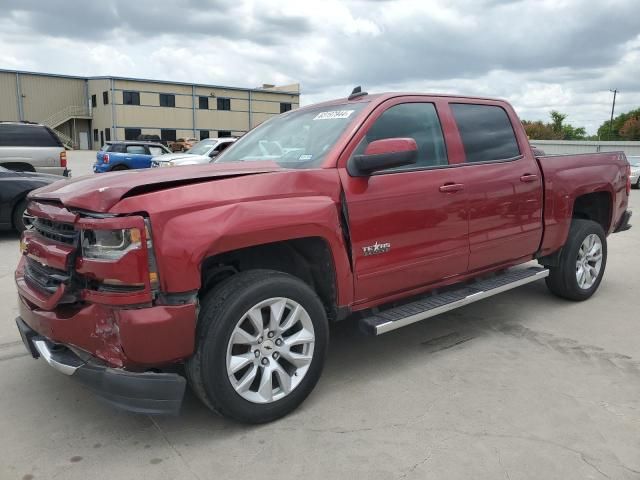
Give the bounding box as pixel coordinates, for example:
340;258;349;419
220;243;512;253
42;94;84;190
91;95;97;108
104;128;111;141
93;129;98;141
159;93;175;107
217;98;231;111
200;130;209;140
199;96;209;109
103;91;109;105
218;130;231;138
280;102;292;113
125;128;142;140
161;129;177;142
123;91;140;105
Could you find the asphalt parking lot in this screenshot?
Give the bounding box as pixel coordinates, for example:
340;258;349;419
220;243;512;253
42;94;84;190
1;151;638;480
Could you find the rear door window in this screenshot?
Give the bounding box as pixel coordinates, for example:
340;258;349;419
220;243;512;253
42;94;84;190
106;144;126;153
0;124;62;147
451;104;520;163
126;145;147;155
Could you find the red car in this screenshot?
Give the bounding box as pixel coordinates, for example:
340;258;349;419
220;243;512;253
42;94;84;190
15;91;632;423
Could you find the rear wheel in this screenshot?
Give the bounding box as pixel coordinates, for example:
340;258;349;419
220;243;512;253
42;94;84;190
545;219;607;301
110;164;129;171
186;270;328;423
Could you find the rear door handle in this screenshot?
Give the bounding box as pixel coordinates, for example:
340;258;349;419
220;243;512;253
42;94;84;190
520;174;538;183
439;183;464;193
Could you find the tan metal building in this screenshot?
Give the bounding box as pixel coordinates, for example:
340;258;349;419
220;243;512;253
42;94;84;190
0;69;300;149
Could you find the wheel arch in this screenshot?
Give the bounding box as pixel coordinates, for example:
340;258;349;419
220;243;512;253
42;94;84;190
200;237;344;322
1;162;36;172
571;190;612;233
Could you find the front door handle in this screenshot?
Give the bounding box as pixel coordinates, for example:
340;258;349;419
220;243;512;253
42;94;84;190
520;174;538;183
439;183;464;193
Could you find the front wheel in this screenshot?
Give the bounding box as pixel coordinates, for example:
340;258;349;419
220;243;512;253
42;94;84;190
545;219;607;301
186;270;329;423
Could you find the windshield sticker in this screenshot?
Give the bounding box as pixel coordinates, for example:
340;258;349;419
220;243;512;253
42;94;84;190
299;154;313;161
313;110;354;120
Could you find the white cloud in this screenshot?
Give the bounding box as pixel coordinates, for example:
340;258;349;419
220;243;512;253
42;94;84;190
0;0;639;133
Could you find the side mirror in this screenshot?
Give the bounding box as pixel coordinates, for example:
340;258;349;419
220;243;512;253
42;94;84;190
348;138;418;176
209;151;219;158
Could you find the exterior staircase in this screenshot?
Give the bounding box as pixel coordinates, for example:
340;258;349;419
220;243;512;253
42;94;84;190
41;105;91;149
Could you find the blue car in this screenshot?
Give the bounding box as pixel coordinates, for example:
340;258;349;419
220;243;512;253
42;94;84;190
94;141;171;173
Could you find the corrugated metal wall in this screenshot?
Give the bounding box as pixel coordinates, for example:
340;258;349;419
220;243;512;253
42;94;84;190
0;72;20;121
531;140;640;157
20;74;87;122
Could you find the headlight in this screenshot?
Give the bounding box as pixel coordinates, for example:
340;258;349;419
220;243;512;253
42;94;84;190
81;228;142;260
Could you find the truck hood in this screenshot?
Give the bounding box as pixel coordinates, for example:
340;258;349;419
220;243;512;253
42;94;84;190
29;161;283;213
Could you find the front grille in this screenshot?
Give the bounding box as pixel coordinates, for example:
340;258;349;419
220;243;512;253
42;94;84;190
32;217;77;245
24;257;70;294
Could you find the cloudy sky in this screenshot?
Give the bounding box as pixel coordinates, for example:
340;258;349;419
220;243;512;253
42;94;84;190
1;0;638;133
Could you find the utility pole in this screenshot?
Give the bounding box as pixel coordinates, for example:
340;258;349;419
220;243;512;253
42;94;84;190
608;89;618;140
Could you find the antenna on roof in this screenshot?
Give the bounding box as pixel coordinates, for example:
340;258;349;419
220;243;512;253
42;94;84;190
348;86;368;100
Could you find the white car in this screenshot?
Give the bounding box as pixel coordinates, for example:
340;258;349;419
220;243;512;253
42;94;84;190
151;138;236;167
629;156;640;188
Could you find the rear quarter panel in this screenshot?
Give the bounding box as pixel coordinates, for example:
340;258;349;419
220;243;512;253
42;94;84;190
537;151;629;255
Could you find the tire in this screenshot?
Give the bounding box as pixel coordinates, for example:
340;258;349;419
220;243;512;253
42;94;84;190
12;199;31;233
110;164;129;171
186;270;329;423
545;219;607;301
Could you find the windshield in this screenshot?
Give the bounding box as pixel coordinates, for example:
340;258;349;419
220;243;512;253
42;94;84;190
630;157;640;167
186;141;215;156
216;103;367;168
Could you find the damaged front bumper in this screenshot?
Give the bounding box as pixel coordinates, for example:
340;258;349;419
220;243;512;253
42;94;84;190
16;317;186;415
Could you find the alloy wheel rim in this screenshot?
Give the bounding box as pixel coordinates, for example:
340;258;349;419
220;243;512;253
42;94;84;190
226;297;315;404
576;234;602;290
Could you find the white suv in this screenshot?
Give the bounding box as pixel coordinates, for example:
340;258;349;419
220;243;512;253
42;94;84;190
0;122;70;176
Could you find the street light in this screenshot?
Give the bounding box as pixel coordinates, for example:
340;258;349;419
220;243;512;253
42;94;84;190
609;89;618;140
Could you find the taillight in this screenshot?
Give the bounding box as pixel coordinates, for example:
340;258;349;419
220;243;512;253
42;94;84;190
60;151;67;168
103;153;110;164
626;164;631;195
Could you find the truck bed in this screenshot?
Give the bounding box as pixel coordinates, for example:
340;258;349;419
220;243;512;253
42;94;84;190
535;151;629;256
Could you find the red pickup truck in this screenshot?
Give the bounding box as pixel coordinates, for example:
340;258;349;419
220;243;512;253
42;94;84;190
15;91;632;423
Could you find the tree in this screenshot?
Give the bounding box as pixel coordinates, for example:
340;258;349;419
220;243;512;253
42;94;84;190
619;116;640;140
522;120;560;140
522;111;587;140
596;108;640;140
550;111;567;136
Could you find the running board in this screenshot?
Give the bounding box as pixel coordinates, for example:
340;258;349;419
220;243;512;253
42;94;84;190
359;267;549;335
